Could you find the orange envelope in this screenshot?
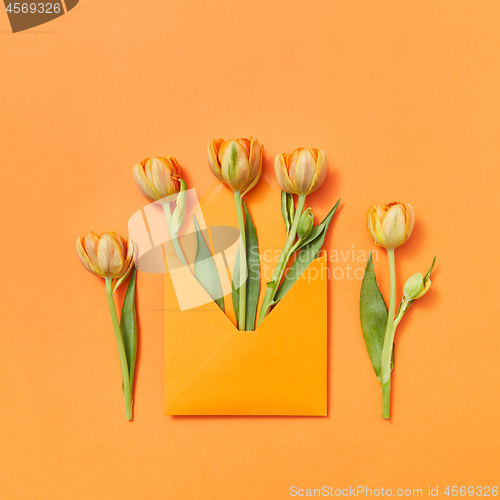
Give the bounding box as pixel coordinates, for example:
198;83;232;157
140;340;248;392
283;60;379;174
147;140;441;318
165;174;328;416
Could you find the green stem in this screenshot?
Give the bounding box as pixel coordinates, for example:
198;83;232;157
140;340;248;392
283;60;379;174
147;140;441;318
234;191;246;331
257;194;306;326
105;279;132;421
382;379;391;418
393;308;405;330
381;248;396;419
162;202;189;269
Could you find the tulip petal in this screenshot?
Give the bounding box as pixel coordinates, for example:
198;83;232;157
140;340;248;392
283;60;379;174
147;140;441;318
76;237;101;276
241;169;261;198
402;203;415;244
149;157;180;199
133;162;159;201
113;242;137;293
220;140;250;192
382;204;406;248
108;231;125;256
168;156;181;177
207;139;225;182
241;141;262;197
149;158;170;199
416;278;431;299
83;231;101;271
309;148;319;161
307;149;327;194
97;233;125;278
274;154;296;193
236;138;251;157
376;205;386;220
288;150;299;175
247;137;260;179
290;149;316;195
367;208;384;247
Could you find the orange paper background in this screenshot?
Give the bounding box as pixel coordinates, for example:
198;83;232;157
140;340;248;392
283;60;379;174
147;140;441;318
1;1;499;498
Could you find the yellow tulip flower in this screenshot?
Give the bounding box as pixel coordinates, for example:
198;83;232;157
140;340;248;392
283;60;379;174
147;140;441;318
208;137;262;196
274;148;327;196
133;157;181;201
367;202;414;250
76;231;136;293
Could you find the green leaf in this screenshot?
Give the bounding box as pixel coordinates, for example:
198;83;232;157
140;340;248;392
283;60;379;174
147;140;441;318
281;191;290;235
232;248;240;327
244;201;260;330
281;191;295;235
360;252;388;381
424;256;436;282
171;179;187;236
193;216;225;311
232;201;261;330
274;198;340;303
120;267;138;389
287;193;295;228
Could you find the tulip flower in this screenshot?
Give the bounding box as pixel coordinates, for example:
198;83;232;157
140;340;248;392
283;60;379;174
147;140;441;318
361;201;435;419
76;231;136;293
133;156;181;201
258;148;329;326
208;137;262;197
133;157;189;269
275;148;327;196
366;202;414;417
208;137;263;330
76;231;138;420
367;202;414;250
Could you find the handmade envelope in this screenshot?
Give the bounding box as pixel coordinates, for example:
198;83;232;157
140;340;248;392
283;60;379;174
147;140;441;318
165;174;328;416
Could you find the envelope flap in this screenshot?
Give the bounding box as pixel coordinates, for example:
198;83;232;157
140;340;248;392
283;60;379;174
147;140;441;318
256;255;328;405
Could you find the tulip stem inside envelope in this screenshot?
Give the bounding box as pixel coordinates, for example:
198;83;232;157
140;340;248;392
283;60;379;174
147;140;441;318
165;177;328;416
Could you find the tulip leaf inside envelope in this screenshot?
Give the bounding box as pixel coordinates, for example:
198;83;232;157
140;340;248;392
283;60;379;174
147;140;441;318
165;176;328;415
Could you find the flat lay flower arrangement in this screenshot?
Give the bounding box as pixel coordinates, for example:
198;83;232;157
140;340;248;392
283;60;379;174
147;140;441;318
75;135;435;420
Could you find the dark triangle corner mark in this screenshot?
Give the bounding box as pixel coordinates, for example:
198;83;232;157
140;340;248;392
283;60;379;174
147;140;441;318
64;0;79;12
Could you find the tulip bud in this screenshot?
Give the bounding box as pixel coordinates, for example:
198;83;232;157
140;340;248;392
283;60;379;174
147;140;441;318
400;272;431;314
275;148;327;196
297;208;314;240
403;272;431;301
208;137;262;196
133;156;181;202
367;202;415;250
76;231;136;293
397;257;435;317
